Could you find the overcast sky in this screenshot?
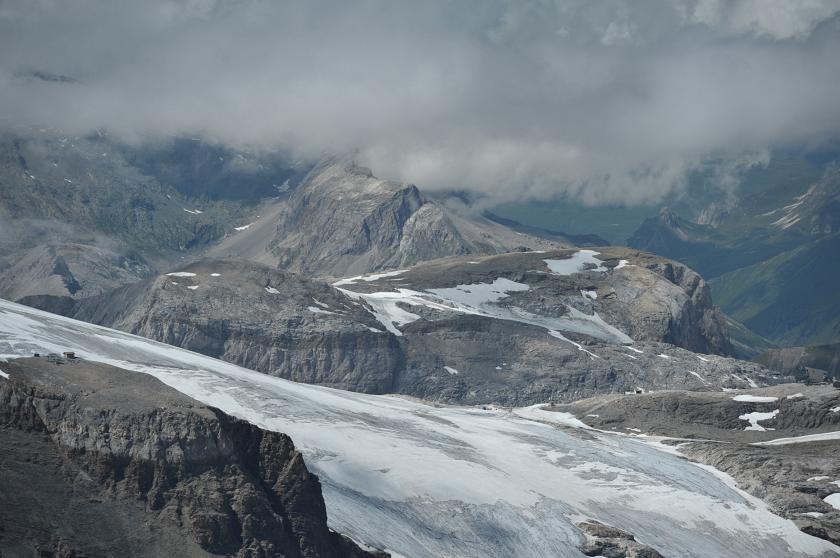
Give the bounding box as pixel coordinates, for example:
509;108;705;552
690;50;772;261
2;0;840;205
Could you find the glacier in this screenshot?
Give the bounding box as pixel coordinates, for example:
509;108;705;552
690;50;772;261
0;299;838;558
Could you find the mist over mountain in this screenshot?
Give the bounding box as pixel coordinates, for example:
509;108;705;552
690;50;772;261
3;0;840;206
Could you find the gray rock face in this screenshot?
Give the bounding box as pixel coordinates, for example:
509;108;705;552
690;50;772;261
0;242;153;302
550;384;840;547
263;160;570;277
0;357;384;558
577;520;664;558
72;259;400;394
66;251;777;406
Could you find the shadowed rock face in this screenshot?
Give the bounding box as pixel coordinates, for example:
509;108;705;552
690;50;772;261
0;357;385;558
264;161;571;277
60;251;780;406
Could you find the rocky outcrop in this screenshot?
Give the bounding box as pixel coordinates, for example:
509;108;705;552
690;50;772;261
576;520;664;558
263;160;569;277
0;357;385;557
61;251;778;406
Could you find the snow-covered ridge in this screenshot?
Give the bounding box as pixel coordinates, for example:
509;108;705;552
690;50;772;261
0;299;836;558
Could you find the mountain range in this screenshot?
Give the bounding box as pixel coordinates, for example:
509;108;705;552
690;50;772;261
1;131;839;556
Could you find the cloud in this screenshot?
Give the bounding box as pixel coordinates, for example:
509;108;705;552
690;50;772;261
1;0;839;205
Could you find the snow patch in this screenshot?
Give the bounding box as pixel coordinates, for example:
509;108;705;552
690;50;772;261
426;278;531;307
234;223;254;231
581;289;598;300
336;275;632;344
754;431;840;446
732;394;778;403
307;306;335;315
0;368;8;379
549;331;599;360
187;285;199;290
831;406;840;413
739;409;779;431
657;354;670;359
333;269;408;286
210;273;221;277
512;405;591;429
265;286;280;294
183;208;203;215
825;494;840;511
543;250;607;275
614;259;631;269
624;346;644;354
166;272;197;277
786;393;804;400
696;354;710;362
688;370;709;384
444;366;459;375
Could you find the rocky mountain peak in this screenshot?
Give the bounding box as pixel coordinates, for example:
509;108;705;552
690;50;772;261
264;159;569;277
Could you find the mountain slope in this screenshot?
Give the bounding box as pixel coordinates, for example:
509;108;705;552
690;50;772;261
711;233;840;346
0;134;301;302
216;160;571;277
0;299;835;558
58;249;781;405
0;242;153;304
629;170;840;347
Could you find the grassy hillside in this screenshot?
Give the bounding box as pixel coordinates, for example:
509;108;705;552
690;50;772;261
712;233;840;346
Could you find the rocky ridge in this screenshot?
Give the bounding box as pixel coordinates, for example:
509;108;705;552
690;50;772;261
57;249;782;406
0;357;384;558
260;160;571;277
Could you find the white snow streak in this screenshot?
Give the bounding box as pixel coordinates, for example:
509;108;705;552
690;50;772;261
754;431;840;446
732;395;778;403
307;306;335;315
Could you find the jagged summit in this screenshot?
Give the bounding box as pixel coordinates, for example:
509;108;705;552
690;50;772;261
211;159;573;277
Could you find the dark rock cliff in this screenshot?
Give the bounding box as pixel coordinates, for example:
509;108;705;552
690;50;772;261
0;357;385;558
